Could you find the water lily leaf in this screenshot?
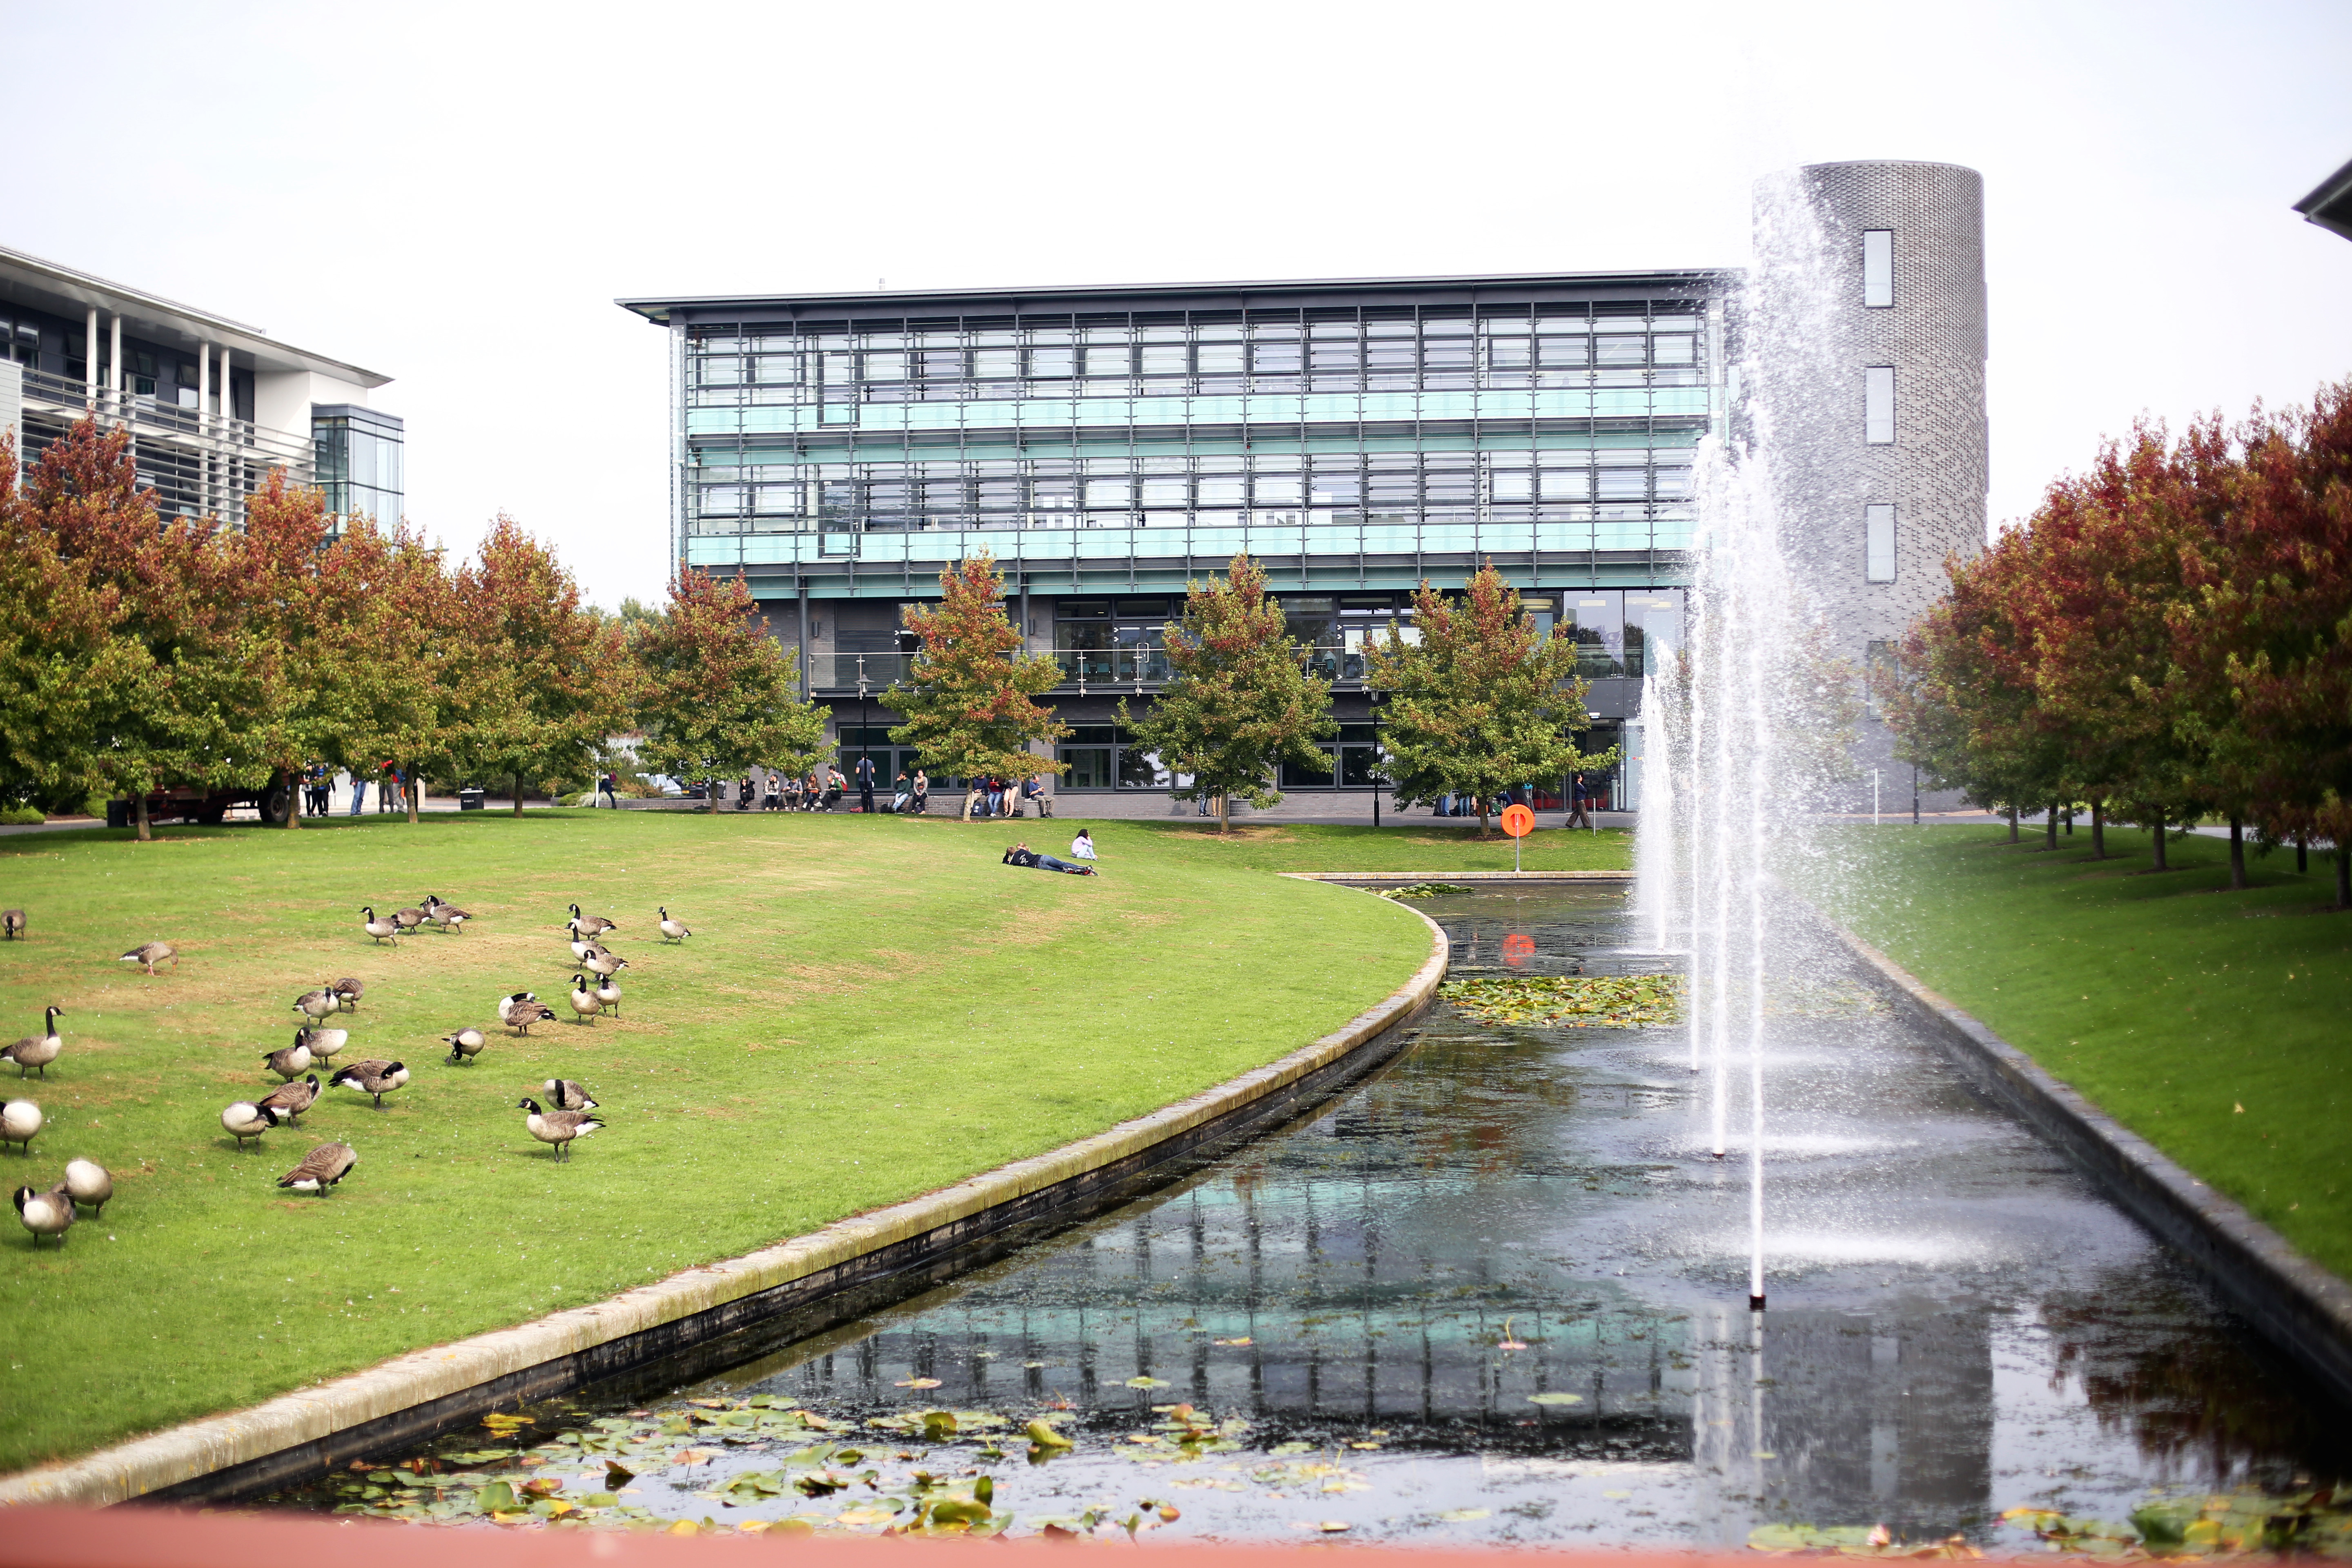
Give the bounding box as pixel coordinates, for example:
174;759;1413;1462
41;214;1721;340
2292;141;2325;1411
1437;1508;1491;1523
473;1481;518;1513
1526;1392;1585;1406
1025;1420;1073;1450
604;1461;635;1488
1124;1376;1171;1389
895;1377;942;1390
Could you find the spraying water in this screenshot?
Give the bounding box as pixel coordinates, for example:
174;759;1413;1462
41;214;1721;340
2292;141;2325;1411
1632;671;1680;957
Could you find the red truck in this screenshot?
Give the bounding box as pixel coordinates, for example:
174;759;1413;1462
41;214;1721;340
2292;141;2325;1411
105;780;296;829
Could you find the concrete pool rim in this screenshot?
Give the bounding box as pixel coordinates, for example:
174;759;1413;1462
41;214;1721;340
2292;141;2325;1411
0;886;1448;1509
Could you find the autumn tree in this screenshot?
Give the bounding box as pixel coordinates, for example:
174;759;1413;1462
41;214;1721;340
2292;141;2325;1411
885;552;1067;820
232;470;350;829
1363;564;1612;837
326;514;459;824
1118;555;1334;832
633;568;830;813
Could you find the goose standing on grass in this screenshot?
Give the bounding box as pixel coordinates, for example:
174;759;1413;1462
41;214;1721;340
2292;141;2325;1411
2;909;25;940
423;896;471;933
581;948;628;980
565;975;601;1025
567;904;616;938
332;978;365;1013
293;987;341;1022
390;904;429;936
494;990;536;1024
592;974;622;1017
119;941;176;976
262;1037;314;1082
258;1075;319;1124
517;1098;604;1159
3;1007;62;1079
221;1100;284;1148
567;928;609;964
277;1141;357;1196
543;1079;598;1111
14;1183;72;1245
295;1025;347;1066
501;996;556;1035
441;1026;486;1065
330;1060;409;1110
64;1158;111;1217
657;907;690;943
359;907;402;946
1;1099;40;1154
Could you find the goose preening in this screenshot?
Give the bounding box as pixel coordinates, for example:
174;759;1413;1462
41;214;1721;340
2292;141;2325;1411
501;996;556;1035
3;1007;63;1080
494;990;536;1024
359;906;402;946
517;1098;604;1160
441;1026;487;1065
592;975;622;1016
330;1060;409;1110
258;1074;320;1124
423;895;472;933
657;907;690;943
119;941;176;976
543;1079;598;1111
567;904;616;937
293;987;341;1022
64;1158;112;1216
295;1026;348;1065
565;975;601;1025
1;909;24;940
390;905;429;935
221;1100;285;1148
1;1099;41;1154
566;930;607;963
14;1184;72;1245
332;978;365;1013
262;1038;314;1082
581;949;628;980
277;1141;357;1196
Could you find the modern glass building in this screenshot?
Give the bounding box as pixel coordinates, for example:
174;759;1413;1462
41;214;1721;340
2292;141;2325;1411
621;271;1734;816
311;403;406;526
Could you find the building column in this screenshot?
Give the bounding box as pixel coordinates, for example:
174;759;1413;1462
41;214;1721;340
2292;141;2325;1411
83;309;97;410
198;343;212;517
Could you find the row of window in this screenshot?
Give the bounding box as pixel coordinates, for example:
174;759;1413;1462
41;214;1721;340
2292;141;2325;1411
692;312;1702;353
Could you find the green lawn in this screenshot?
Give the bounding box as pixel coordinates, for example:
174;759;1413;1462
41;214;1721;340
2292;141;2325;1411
1098;819;1632;872
0;811;1434;1474
1814;826;2352;1281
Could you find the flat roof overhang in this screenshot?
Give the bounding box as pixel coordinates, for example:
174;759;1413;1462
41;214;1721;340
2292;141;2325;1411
0;243;392;386
2295;156;2352;242
617;268;1745;327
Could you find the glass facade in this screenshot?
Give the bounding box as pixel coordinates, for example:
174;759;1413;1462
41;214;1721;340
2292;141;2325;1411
312;404;405;525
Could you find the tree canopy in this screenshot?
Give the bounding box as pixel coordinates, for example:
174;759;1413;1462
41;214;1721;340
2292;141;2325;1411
885;552;1067;816
632;567;829;812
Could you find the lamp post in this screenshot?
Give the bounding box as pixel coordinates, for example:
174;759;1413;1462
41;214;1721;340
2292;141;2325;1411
1368;686;1381;830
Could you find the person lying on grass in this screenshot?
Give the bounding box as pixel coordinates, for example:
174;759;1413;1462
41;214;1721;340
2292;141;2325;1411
1002;842;1098;876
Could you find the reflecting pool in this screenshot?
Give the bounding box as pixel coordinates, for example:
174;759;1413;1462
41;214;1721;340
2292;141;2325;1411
258;886;2352;1547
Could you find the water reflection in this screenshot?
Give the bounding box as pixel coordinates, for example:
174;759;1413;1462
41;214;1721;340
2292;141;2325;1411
258;888;2349;1544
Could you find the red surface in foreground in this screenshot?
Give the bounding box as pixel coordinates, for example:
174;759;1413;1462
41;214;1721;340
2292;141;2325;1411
0;1506;1929;1568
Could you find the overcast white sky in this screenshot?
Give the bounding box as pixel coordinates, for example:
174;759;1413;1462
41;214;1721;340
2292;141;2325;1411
4;0;2347;609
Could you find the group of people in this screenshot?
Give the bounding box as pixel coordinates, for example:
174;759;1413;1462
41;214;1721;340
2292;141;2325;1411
1003;828;1099;876
966;774;1049;820
1428;771;1599;828
296;763;405;817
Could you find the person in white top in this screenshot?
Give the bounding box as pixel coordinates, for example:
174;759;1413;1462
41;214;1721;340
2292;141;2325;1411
1069;829;1097;862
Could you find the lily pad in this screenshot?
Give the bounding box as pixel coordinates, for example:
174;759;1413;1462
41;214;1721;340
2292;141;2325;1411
1527;1391;1585;1406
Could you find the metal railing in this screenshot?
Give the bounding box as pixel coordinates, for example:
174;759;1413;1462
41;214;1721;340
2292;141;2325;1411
815;641;1641;693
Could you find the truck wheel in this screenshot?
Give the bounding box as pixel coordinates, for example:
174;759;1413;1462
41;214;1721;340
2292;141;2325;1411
259;784;294;825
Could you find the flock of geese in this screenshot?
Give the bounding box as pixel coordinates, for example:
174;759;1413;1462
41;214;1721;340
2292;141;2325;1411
7;898;694;1245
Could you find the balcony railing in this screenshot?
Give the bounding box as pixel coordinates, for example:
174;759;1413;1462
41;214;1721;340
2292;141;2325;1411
17;365;316;472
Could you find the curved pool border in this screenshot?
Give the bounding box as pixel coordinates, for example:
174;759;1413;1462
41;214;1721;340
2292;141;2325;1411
0;891;1448;1509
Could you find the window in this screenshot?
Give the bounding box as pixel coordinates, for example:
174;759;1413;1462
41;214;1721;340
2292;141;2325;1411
1863;230;1893;308
1864;366;1895;444
1865;503;1896;582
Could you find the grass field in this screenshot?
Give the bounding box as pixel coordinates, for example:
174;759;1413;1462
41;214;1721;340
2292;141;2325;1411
1814;826;2352;1281
0;810;1445;1474
1099;818;1631;872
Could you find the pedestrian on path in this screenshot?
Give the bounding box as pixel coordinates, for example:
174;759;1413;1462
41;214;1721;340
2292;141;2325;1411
856;753;877;814
1566;771;1593;831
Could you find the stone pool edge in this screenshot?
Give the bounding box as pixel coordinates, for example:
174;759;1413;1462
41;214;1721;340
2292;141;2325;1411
0;893;1449;1509
1820;911;2352;1409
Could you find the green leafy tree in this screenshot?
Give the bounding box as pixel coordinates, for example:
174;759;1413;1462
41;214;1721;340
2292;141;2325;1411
325;514;459;824
1363;564;1612;837
1118;554;1334;833
885;552;1067;820
633;568;829;814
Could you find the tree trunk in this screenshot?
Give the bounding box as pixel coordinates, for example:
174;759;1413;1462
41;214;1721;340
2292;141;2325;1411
134;791;151;844
2044;804;2058;851
279;768;301;829
512;773;524;817
1217;793;1228;835
2228;816;2246;890
1477;800;1492;839
708;776;720;816
2006;804;2018;843
2091;801;2105;859
2151;814;2167;871
2296;835;2307;873
408;768;421;824
2337;846;2350;911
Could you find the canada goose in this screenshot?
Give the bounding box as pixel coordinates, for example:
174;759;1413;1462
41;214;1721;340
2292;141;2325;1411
567;904;616;937
657;907;690;943
517;1098;604;1159
581;948;628;980
293;987;341;1022
390;905;429;935
119;941;176;975
277;1141;357;1196
295;1026;348;1064
502;998;556;1035
3;1007;62;1079
423;896;472;933
258;1074;320;1124
592;975;622;1016
64;1158;112;1216
14;1184;72;1245
542;1079;598;1111
332;977;365;1013
565;975;600;1025
566;930;598;962
494;990;536;1023
441;1026;487;1065
262;1038;314;1081
1;1099;40;1153
221;1100;284;1147
330;1060;409;1110
1;909;24;940
359;906;402;946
